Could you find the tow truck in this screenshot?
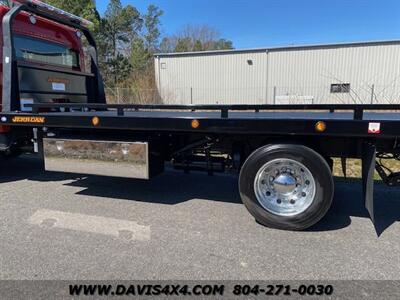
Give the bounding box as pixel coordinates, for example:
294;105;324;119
1;0;400;230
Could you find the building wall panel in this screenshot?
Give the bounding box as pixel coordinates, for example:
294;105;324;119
155;42;400;105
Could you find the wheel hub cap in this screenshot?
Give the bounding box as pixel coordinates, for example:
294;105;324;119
254;158;316;216
273;174;296;195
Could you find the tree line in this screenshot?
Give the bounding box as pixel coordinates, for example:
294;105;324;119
45;0;234;90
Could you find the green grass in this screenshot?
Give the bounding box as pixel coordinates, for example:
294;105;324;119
332;158;400;180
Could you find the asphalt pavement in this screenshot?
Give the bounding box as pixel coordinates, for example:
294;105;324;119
1;154;400;280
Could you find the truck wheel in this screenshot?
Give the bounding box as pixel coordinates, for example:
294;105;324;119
239;144;334;230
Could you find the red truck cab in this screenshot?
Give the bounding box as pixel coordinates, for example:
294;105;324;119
0;0;104;153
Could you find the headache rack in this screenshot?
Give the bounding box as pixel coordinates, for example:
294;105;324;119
1;0;105;112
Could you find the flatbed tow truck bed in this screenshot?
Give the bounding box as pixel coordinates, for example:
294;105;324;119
2;104;400;137
2;103;400;231
18;109;400;120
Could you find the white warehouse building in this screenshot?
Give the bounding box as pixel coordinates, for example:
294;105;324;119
154;40;400;105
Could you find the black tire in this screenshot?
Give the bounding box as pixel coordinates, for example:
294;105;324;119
325;157;334;172
0;148;23;158
239;144;334;230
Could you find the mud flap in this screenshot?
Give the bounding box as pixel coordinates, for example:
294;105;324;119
341;157;347;178
362;142;376;223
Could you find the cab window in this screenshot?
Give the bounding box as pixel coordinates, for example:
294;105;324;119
14;35;80;68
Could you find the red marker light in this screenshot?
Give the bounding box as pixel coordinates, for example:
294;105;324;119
368;123;381;134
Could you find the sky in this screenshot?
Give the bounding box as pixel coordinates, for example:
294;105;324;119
96;0;400;49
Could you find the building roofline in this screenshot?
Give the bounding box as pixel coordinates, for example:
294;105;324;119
154;39;400;57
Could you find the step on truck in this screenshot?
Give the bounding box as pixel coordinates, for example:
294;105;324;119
1;0;400;231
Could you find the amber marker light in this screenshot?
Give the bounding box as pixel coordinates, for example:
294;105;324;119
92;116;100;126
315;121;326;132
191;119;200;129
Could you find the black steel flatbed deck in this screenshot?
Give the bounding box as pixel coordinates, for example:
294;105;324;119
19;110;400;121
1;104;400;137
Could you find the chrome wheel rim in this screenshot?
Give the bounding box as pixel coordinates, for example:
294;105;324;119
254;158;316;216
